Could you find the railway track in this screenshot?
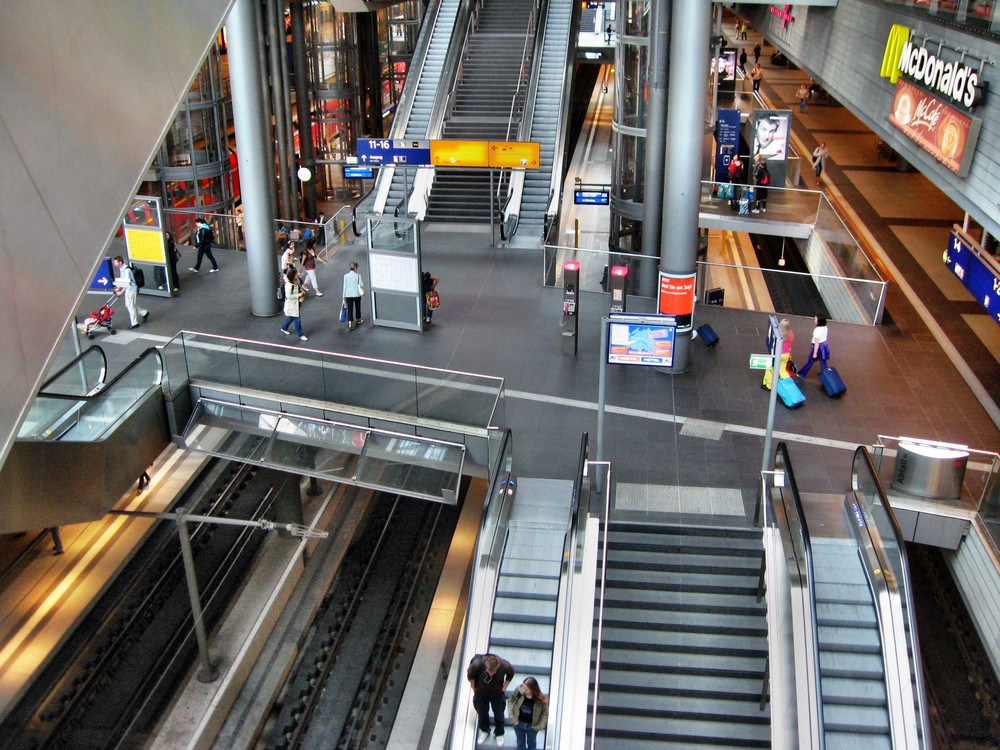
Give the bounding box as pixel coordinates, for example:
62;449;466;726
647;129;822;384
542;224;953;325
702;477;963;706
265;491;460;750
1;460;285;750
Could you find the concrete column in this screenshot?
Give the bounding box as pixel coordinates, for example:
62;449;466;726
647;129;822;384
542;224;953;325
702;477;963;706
639;0;670;300
228;0;281;316
660;0;711;373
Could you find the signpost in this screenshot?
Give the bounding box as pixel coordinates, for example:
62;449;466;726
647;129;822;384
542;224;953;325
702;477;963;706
357;139;431;166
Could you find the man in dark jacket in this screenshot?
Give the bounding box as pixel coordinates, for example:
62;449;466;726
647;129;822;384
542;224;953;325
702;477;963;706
190;216;219;273
468;653;515;745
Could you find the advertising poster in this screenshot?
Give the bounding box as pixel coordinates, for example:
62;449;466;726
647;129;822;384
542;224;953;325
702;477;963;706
889;80;982;177
751;110;791;188
715;109;741;182
608;320;676;367
657;272;696;330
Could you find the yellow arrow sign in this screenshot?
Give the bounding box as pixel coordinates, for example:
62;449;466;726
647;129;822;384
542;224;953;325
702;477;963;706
430;140;490;167
489;141;541;169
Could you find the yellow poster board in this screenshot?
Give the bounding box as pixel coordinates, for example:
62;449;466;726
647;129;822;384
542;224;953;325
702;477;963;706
124;227;167;263
488;141;540;169
430;139;491;167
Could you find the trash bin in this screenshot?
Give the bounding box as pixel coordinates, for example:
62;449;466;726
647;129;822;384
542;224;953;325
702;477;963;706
891;441;968;500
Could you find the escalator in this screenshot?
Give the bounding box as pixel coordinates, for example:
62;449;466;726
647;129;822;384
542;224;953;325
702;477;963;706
762;444;930;749
0;345;169;533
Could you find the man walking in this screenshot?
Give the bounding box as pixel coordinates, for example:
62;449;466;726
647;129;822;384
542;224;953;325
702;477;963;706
190;216;220;273
468;653;515;746
113;255;148;329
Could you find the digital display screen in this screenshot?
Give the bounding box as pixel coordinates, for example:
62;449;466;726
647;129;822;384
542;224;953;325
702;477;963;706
343;165;374;179
607;320;676;367
575;190;610;205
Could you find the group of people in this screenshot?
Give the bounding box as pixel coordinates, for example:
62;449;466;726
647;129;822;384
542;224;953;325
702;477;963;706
468;653;548;749
723;153;771;213
762;315;833;389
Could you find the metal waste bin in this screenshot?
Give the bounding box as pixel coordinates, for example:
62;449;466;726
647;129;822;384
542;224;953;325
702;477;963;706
891;441;968;500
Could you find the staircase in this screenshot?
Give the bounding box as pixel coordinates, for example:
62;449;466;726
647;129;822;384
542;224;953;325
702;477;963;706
517;0;574;239
811;537;892;748
425;0;536;223
590;523;770;749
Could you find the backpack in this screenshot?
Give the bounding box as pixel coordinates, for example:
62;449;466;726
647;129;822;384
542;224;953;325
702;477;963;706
130;264;146;289
276;280;286;301
198;224;215;246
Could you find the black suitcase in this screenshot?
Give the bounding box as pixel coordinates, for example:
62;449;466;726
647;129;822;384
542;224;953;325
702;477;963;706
819;367;847;398
697;324;720;347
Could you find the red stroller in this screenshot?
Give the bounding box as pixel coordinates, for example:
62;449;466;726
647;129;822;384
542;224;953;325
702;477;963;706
79;294;119;339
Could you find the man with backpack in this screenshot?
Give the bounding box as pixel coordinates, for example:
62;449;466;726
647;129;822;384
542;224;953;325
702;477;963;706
190;216;220;273
113;255;148;329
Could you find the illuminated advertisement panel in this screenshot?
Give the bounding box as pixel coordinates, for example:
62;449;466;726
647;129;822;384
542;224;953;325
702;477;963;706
607;318;676;367
657;272;696;331
888;80;982;176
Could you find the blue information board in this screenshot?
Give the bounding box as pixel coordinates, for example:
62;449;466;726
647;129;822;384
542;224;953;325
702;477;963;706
575;190;610;205
357;139;431;166
88;257;115;293
715;108;741;182
343;165;375;179
944;231;1000;325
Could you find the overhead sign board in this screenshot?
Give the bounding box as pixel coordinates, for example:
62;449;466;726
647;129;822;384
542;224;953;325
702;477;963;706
489;141;540;169
343;165;375;179
944;230;1000;325
89;257;115;293
431;139;490;167
357;139;431;166
574;190;610;205
749;354;772;370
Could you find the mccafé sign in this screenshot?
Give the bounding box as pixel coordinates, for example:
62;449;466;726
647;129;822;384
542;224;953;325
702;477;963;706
896;38;984;109
881;24;985;176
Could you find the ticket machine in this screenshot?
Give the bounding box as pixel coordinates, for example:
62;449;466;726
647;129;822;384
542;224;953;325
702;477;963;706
609;265;628;313
562;261;580;355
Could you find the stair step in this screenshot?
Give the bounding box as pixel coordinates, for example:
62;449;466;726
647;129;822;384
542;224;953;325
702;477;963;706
599;650;766;676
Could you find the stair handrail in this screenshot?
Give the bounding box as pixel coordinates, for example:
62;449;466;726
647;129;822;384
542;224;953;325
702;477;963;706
850;446;930;749
549;432;589;749
543;0;579;229
447;428;516;750
769;442;825;750
499;0;549;241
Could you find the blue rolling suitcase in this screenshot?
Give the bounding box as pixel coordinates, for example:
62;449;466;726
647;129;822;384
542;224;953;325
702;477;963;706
697;323;720;347
776;377;806;408
819;366;847;398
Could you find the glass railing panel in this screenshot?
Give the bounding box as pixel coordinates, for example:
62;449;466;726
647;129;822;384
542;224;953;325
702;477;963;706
415;369;503;426
266;416;364;478
356;432;464;502
17;397;82;439
180;333;243;388
232;339;327;401
160;333;191;399
183;400;272;462
320;355;420;418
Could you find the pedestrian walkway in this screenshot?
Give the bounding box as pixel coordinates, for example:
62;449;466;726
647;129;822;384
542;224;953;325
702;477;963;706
725;16;1000;423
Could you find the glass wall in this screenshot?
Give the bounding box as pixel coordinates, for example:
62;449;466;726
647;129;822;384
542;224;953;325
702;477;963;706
883;0;1000;37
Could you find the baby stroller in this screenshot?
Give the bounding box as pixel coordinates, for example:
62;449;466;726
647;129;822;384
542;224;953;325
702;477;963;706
79;294;118;339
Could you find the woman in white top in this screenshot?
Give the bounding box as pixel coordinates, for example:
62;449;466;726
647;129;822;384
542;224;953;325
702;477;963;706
342;261;364;330
279;267;307;340
796;314;830;378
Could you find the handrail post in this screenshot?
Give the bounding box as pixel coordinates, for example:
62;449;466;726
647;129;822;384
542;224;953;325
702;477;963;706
175;509;219;683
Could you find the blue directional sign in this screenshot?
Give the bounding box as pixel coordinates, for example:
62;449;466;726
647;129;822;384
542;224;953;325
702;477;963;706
575;190;610;205
343;165;375;179
88;257;115;293
357;139;431;166
944;231;1000;326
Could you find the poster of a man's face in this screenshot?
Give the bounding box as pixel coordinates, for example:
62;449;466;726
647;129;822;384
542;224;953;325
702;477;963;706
752;111;791;161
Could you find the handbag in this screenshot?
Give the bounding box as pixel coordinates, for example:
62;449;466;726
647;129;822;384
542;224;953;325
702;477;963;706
426;289;441;310
339;303;348;323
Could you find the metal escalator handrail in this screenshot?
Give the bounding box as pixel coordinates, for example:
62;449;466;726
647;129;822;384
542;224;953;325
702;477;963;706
773;442;825;750
550;431;588;750
37;345;108;396
543;0;578;225
31;347;163;402
851;446;930;748
447;428;515;750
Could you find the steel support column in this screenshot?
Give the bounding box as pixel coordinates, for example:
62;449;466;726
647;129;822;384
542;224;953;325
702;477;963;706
659;0;711;374
228;0;281;316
